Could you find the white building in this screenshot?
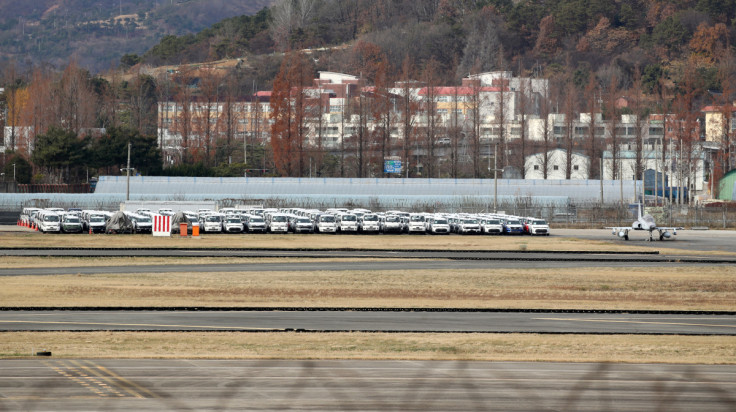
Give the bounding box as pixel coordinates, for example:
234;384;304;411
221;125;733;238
525;149;589;180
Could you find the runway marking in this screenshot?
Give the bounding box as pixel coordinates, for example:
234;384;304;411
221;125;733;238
43;360;125;398
537;317;736;328
0;320;277;330
87;362;160;399
70;360;138;398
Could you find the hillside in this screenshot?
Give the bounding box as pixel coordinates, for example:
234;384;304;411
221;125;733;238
0;0;273;72
137;0;736;94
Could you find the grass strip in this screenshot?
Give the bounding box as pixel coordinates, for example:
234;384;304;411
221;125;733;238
0;232;647;252
1;332;734;364
1;266;734;311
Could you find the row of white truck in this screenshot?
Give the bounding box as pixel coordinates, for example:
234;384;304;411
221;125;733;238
20;207;152;234
19;206;550;236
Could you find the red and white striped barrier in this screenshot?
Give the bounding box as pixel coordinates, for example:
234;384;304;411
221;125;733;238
152;214;171;237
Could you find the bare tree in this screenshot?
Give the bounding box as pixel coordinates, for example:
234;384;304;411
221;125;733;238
3;60;22;151
398;55;418;177
372;59;394;177
422;58;441;178
270;0;317;50
449;82;462;177
55;59;96;135
539;79;553;179
583;76;601;179
606;74;621;179
562;74;576;179
516;72;531;178
467;75;483;178
630;66;646;183
192;69;222;166
716;46;735;184
172;69;194;164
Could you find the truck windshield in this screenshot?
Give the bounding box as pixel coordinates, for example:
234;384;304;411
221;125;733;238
320;216;335;222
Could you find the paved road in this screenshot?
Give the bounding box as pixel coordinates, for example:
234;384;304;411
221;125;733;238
1;360;734;411
1;310;734;334
556;229;736;253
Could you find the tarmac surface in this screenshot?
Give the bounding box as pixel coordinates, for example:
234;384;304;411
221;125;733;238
1;360;734;411
1;310;734;334
2;226;735;410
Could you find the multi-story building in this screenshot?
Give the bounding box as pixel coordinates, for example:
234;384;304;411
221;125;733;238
154;70;709;200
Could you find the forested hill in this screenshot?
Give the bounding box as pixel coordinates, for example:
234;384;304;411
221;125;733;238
0;0;273;73
139;0;736;92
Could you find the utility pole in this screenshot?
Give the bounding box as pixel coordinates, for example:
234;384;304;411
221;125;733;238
494;143;498;213
489;143;503;213
600;156;604;206
120;142;135;201
126;142;131;201
620;160;624;205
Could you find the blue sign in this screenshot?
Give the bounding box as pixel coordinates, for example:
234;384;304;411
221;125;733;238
384;160;402;174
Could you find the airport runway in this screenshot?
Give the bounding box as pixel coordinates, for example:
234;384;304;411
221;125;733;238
1;359;734;411
1;310;734;334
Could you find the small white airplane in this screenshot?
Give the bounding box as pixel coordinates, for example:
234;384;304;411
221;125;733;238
606;204;683;241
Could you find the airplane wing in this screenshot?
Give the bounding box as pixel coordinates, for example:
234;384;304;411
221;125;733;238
605;227;633;240
654;226;683;240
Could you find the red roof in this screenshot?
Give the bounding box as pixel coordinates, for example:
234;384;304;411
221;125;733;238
254;91;272;97
702;105;736;113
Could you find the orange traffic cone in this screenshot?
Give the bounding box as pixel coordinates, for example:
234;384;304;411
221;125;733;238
34;223;38;231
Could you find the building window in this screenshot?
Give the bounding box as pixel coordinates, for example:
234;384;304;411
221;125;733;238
649;127;663;136
553;165;559;171
533;165;540;170
573;165;579;171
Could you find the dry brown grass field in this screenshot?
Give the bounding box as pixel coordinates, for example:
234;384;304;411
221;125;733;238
2;332;734;364
1;263;734;311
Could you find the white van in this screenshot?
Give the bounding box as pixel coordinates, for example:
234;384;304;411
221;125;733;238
268;214;289;233
37;211;61;233
316;214;337;233
203;213;224;233
359;214;380;233
408;214;426;234
337;214;358;233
